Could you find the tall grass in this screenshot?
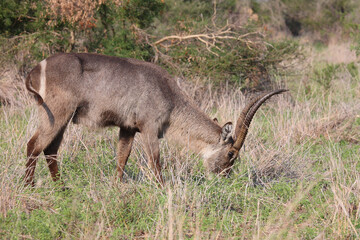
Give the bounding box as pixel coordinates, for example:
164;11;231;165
0;46;359;239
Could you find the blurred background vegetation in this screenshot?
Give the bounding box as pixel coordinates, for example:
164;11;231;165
1;2;360;238
0;0;360;102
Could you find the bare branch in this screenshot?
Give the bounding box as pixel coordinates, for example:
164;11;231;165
133;22;263;65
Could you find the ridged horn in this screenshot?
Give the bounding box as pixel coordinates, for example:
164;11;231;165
232;89;288;151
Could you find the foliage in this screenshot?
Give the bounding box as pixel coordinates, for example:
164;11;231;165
0;0;43;36
136;0;300;86
0;0;299;89
253;0;360;41
0;0;165;62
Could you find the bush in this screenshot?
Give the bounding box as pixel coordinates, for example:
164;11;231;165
253;0;360;41
0;0;299;92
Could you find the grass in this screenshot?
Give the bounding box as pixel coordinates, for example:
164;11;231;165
0;45;360;239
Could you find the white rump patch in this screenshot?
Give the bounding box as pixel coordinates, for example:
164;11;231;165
39;60;47;99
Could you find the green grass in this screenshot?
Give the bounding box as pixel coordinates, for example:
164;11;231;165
1;46;360;239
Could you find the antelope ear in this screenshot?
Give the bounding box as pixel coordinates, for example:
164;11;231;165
213;118;219;123
220;122;233;143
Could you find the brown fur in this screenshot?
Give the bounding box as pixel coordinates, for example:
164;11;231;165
25;53;286;186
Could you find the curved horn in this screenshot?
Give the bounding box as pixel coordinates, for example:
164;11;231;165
232;89;288;151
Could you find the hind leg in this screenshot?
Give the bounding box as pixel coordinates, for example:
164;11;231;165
43;125;67;182
25;131;41;186
25;104;73;186
25;124;69;186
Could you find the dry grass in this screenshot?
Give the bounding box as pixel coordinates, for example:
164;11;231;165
0;43;359;238
0;66;27;107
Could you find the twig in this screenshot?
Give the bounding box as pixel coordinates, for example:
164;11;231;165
133;23;263;65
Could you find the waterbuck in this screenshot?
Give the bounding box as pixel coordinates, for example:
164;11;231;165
25;53;287;186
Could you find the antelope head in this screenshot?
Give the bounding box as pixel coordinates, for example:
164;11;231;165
202;89;287;176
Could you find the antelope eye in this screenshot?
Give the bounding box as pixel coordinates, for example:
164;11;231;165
228;151;234;159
